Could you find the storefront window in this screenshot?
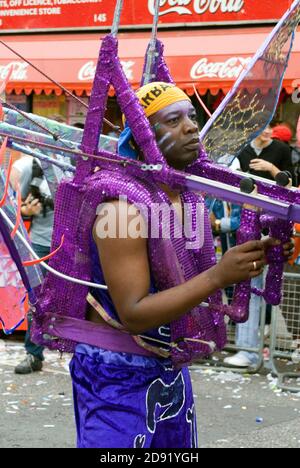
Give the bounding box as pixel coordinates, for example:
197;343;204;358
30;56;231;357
6;94;30;112
278;95;300;143
33;93;67;121
67;95;89;127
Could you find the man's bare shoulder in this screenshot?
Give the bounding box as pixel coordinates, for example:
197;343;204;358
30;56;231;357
93;199;148;245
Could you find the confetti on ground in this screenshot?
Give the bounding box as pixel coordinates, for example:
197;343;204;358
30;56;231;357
256;417;264;424
0;340;71;375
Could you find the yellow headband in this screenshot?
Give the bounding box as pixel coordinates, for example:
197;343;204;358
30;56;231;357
136;82;191;118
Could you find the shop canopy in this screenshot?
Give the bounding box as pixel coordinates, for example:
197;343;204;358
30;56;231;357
2;27;300;97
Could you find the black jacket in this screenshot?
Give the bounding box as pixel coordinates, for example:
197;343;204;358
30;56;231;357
238;140;295;185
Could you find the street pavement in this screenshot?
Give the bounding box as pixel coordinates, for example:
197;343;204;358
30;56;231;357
0;336;300;449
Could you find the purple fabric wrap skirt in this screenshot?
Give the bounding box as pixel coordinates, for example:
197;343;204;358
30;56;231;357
69;344;197;449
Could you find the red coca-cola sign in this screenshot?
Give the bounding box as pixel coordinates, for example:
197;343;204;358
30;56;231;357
0;0;292;33
190;57;252;80
0;61;28;80
145;0;289;22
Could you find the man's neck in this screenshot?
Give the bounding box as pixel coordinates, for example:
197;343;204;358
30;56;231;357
253;137;272;149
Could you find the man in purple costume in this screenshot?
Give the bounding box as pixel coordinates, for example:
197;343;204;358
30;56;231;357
69;82;293;449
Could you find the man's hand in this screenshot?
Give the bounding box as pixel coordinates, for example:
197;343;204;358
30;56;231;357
263;237;295;261
249;158;281;179
249;159;274;172
282;239;295;260
213;240;266;289
213;238;295;290
21;194;42;217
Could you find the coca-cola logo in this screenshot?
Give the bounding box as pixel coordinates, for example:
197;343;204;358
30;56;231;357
0;62;28;81
148;0;245;16
78;61;135;81
191;56;251;80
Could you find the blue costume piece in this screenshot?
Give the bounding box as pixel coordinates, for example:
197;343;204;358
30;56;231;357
70;347;197;449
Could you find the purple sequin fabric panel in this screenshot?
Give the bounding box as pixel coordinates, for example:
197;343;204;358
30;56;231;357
226;209;262;323
260;215;293;305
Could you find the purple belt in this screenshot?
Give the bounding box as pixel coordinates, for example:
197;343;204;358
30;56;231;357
42;313;157;358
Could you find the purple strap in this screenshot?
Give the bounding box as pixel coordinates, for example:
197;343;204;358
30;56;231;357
42;313;157;358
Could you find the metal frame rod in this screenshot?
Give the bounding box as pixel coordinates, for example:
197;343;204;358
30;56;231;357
143;0;161;85
111;0;124;37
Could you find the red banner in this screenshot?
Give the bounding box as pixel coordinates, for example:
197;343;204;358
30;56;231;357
0;0;292;33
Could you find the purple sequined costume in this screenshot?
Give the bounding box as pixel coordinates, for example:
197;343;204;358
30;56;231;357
28;31;290;448
31;34;228;449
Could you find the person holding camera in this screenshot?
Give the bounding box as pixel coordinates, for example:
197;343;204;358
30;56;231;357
10;155;54;374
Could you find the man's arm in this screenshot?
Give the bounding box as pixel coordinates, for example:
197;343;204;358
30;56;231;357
279;143;296;185
93;200;267;335
10;166;21;192
249;158;281;179
249;143;295;183
10;158;32;196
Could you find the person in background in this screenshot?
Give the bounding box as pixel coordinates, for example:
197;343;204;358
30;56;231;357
238;124;295;184
10;155;54;374
209;200;241;254
207;197;241;306
272;123;293;145
273;121;300;187
281;224;300;351
207;158;242;256
293;117;300;187
224;126;295;368
73;122;85;129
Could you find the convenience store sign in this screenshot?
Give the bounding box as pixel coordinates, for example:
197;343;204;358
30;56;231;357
0;0;292;33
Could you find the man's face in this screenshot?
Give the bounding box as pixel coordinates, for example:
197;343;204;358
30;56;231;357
257;126;273;144
148;100;200;170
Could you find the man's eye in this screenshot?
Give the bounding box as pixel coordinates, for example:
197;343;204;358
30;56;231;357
167;117;179;124
190;114;198;121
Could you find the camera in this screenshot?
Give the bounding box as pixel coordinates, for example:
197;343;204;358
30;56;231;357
30;177;54;217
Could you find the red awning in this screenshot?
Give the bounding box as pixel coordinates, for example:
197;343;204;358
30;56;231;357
1;27;300;97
